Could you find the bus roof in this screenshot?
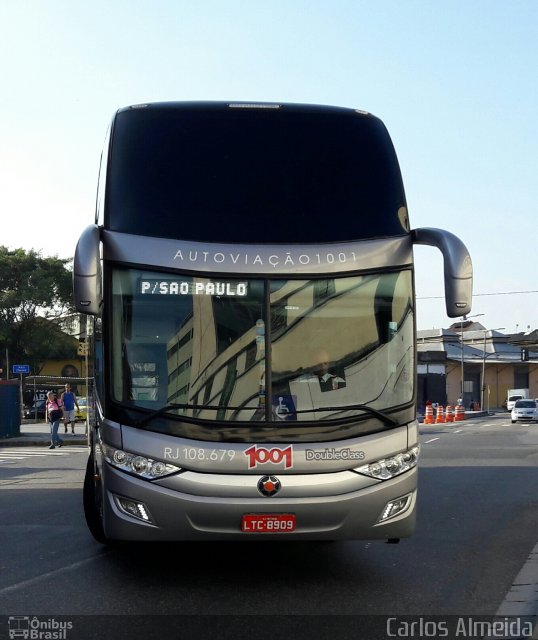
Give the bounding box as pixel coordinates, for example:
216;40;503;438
105;101;409;244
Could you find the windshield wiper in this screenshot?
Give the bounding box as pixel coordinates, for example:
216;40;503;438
289;404;398;427
133;402;398;428
132;402;249;427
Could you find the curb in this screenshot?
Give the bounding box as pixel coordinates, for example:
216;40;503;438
0;436;89;448
418;410;493;424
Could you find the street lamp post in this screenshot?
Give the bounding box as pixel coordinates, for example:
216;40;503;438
481;327;505;411
460;314;484;405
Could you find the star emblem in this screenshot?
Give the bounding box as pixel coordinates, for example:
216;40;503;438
257;475;281;497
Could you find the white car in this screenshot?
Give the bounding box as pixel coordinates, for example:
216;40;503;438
511;399;538;424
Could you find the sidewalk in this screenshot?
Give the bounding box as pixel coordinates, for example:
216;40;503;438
0;421;89;447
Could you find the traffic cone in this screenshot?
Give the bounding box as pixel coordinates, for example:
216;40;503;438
435;405;445;423
423;404;434;424
455;404;466;421
445;405;454;422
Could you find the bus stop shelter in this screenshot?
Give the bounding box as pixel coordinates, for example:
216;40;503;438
24;375;92;398
24;375;94;428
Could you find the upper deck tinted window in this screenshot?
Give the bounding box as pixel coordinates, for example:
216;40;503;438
106;104;408;243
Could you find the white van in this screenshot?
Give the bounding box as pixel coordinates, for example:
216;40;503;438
506;388;529;412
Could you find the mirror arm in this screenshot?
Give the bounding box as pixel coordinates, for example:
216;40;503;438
412;227;473;318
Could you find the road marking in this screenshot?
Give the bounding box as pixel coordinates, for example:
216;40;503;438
0;552;112;595
0;451;56;456
1;447;87;453
453;429;463;433
0;447;88;465
0;452;70;458
424;438;440;443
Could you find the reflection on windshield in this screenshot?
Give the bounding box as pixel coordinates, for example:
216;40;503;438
111;269;413;423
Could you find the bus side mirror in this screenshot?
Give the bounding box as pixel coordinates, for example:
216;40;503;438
73;224;102;315
412;227;473;318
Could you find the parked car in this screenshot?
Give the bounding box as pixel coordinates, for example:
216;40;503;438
75;397;88;422
24;399;46;420
511;399;538;424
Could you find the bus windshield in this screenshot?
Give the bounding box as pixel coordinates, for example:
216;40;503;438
111;267;414;424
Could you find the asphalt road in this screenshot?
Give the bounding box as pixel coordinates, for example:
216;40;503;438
1;414;537;639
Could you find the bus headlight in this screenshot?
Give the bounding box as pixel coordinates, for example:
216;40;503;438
101;444;181;480
354;446;420;480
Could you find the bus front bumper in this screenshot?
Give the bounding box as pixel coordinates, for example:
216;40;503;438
100;463;418;542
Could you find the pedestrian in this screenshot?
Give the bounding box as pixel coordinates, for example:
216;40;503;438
60;383;80;434
46;391;63;449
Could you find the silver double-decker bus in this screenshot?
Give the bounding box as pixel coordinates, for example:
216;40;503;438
74;101;472;543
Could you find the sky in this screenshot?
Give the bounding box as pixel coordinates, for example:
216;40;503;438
1;0;536;334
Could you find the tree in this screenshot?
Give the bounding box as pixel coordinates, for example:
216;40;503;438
0;247;76;375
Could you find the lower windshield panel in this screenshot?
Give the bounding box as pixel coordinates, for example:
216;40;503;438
110;269;414;423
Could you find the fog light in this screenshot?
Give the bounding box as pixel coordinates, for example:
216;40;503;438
378;493;413;523
115;496;153;523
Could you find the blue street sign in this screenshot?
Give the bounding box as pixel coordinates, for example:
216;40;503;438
12;364;30;374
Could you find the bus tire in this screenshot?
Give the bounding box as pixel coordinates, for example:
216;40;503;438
83;454;108;544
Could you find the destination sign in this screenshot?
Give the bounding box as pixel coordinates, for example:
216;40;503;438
139;279;248;297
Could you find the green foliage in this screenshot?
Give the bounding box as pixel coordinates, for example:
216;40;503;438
0;247;76;375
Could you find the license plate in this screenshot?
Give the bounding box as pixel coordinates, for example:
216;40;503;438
241;513;296;533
